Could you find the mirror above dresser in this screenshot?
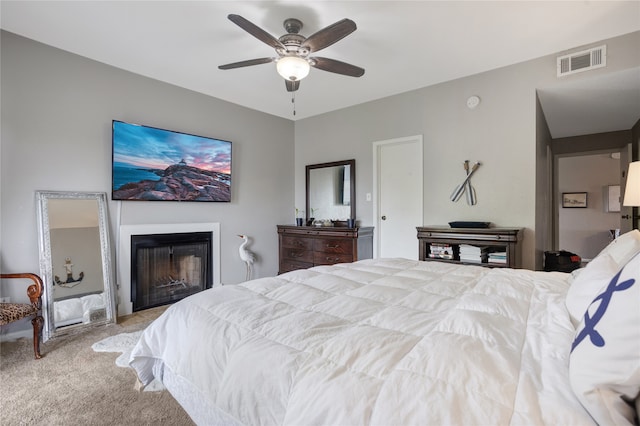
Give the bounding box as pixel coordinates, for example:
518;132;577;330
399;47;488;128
305;159;355;223
278;159;372;274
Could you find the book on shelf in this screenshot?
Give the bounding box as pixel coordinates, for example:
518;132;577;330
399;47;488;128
488;252;507;257
428;253;454;260
459;244;482;254
459;244;483;262
429;243;454;259
488;252;507;263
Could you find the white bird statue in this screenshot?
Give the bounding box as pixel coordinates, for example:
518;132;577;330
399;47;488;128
238;234;256;281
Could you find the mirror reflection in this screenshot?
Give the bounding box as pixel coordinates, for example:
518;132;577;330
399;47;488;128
306;159;355;222
36;191;116;341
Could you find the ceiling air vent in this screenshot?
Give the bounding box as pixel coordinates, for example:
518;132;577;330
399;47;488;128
557;45;606;77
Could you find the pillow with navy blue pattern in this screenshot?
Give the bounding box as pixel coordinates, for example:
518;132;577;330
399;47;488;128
566;229;640;327
569;251;640;425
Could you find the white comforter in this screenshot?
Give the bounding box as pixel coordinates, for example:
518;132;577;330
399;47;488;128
130;258;593;425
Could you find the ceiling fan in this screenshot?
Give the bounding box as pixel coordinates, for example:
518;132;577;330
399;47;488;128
218;14;365;92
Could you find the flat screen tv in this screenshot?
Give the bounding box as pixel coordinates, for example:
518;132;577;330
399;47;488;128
112;120;231;202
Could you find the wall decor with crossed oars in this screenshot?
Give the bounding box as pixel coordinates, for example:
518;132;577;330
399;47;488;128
450;160;481;205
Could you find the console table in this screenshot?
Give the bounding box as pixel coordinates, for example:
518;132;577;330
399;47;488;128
416;226;523;268
277;225;374;274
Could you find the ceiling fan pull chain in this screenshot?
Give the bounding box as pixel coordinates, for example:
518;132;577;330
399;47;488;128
292;91;296;116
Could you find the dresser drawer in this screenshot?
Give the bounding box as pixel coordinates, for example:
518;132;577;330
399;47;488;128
280;259;312;273
281;248;314;263
313;252;353;265
281;236;314;250
313;238;352;254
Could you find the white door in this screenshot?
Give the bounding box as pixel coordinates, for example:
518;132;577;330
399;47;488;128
374;136;423;259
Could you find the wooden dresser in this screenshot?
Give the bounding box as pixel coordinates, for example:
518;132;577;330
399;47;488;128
277;225;374;274
416;226;523;268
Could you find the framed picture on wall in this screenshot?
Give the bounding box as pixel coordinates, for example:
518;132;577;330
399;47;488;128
562;192;588;208
112;120;232;202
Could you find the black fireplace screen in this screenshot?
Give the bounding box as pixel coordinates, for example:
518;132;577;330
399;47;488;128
131;232;212;312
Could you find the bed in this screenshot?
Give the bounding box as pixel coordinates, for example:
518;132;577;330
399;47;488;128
130;233;640;426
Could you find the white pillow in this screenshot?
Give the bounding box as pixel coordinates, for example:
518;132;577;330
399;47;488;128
565;229;640;326
598;229;640;265
53;298;83;322
81;293;106;323
81;293;105;313
568;267;584;284
569;252;640;425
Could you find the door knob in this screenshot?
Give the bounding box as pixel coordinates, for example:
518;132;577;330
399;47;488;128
622;215;631;219
381;215;387;220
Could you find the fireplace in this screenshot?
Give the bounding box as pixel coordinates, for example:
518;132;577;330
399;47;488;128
131;232;212;312
118;223;221;316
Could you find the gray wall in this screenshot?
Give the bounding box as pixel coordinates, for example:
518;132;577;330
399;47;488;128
294;31;640;270
534;95;553;270
295;64;539;269
550;130;633;261
1;32;294;331
558;154;621;259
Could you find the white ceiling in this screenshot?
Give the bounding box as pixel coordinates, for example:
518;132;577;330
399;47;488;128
1;1;639;137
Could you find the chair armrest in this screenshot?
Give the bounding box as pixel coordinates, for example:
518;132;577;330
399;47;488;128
0;273;44;307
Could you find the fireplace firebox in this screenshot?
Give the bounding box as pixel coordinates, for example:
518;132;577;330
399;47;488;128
131;232;212;312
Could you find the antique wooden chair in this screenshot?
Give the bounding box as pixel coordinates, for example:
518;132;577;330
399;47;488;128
0;273;44;359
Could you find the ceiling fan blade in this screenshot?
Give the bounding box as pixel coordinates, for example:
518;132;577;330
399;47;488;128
311;57;365;77
227;14;286;50
301;19;357;53
285;80;300;92
218;57;274;70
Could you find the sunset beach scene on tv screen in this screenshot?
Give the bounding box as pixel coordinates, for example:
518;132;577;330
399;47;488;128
112;120;231;202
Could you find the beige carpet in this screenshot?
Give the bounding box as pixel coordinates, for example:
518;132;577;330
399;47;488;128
0;306;194;425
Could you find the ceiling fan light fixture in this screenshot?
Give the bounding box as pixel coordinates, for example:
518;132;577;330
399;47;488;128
277;56;310;81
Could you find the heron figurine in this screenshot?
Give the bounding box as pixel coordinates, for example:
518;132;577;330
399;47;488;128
238;234;256;281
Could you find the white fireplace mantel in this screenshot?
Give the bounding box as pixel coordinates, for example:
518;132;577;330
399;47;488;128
117;223;221;316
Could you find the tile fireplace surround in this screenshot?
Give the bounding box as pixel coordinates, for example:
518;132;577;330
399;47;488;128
117;223;221;316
